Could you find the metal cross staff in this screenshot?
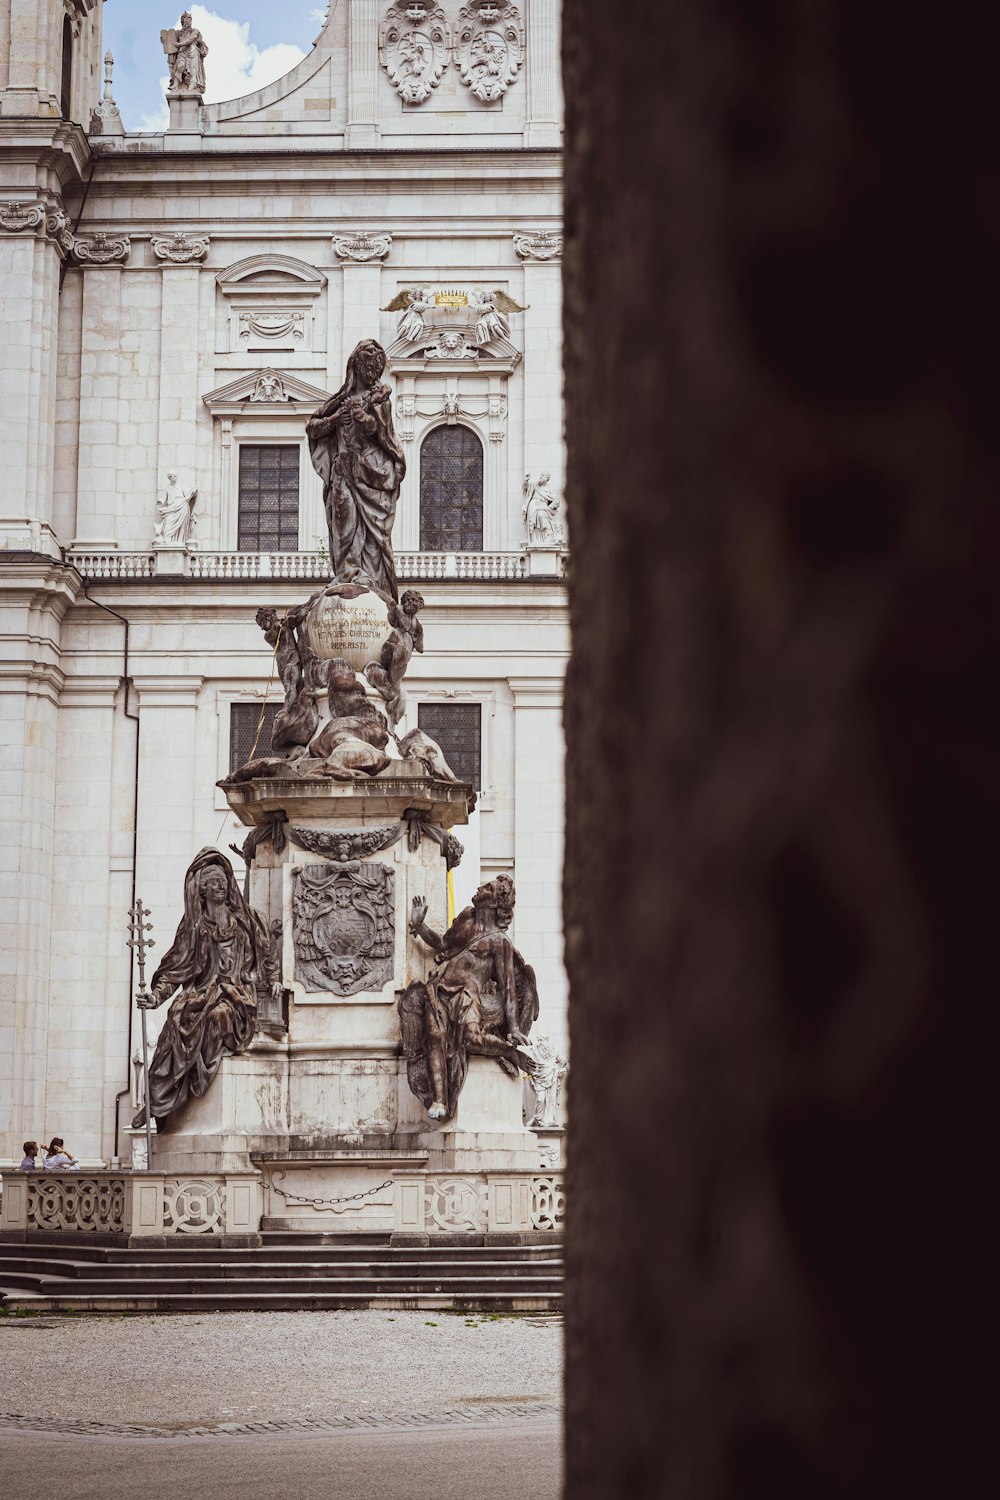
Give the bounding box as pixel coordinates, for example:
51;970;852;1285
125;897;155;1171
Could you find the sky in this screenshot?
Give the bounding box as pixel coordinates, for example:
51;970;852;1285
102;2;333;131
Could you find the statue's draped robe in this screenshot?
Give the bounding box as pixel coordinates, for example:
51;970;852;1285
307;392;406;601
158;483;193;545
173;27;207;92
138;857;262;1128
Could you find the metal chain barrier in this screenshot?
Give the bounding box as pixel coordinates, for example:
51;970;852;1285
269;1174;394;1210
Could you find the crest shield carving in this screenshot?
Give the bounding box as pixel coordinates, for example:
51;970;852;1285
455;1;525;103
379;2;450;105
293;863;395;996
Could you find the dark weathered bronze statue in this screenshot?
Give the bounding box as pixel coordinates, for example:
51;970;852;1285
306;339;406;601
364;589;424;727
399;876;539;1120
132;849;268;1130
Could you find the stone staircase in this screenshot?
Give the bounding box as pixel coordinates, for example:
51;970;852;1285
0;1235;563;1314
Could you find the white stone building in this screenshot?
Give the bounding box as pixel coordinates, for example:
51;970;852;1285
0;0;566;1165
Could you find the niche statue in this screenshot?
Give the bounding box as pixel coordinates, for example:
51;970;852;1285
133;849;268;1130
306;339;406;601
398;876;538;1121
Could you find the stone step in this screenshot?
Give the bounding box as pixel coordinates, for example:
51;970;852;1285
1;1290;564;1313
0;1254;562;1282
0;1240;560;1265
18;1272;563;1295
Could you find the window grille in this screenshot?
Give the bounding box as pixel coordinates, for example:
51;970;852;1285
237;445;300;552
417;702;482;789
419;425;484;552
229;703;281;774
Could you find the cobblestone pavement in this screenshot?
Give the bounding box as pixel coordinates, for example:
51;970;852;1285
0;1311;563;1434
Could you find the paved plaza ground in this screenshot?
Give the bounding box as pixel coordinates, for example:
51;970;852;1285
0;1310;563;1498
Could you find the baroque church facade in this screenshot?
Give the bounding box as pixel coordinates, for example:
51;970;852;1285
0;0;566;1164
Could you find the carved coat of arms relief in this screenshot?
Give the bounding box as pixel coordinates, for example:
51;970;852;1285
379;2;450;105
292;863;395;997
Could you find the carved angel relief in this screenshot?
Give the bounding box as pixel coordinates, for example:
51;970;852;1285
293;863;395;996
455;1;525;103
379;1;450;105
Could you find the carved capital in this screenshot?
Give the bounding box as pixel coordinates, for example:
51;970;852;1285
0;201;46;233
513;230;563;261
333;232;393;263
152;232;210;264
72;231;131;266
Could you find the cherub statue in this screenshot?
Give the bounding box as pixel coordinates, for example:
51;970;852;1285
381;287;433;344
473;288;526;347
363;588;424;726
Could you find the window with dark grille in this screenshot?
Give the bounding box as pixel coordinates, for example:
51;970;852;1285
419;425;484;551
61;17;73;119
229;703;281;773
417;702;482;789
237;445;300;551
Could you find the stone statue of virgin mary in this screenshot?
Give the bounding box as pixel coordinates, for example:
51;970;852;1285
306;340;406;602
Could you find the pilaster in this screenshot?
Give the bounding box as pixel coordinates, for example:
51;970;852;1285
519;253;564;515
524;0;562;146
508;674;567;1040
346;0;381;149
72;262;123;547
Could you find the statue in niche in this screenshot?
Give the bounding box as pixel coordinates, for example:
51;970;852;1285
293;863;394;996
306;340;406;601
522;472;565;547
364;589;424;727
133;849;267;1130
162;11;208;95
399;876;538;1121
154;472;198;546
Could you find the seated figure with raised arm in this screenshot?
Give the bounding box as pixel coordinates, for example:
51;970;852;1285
398;876;538;1121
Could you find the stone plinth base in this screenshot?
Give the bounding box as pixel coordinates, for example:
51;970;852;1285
167;90;202;132
397;1055;540;1172
150;1050;288;1174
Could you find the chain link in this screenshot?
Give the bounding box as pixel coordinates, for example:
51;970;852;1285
269;1175;394;1210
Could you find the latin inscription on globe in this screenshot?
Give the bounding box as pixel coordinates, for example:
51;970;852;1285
305;592;391;672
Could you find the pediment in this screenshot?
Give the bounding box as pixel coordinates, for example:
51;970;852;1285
217;255;327;293
202;369;332;414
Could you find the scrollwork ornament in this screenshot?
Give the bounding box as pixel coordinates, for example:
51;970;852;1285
0;201;45;233
72;232;131;266
455;1;525;104
512;230;563;261
379;1;450;105
332;231;393;262
152;232;210;263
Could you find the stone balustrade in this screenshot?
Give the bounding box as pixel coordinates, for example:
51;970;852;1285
1;1168;564;1242
67;550;564;583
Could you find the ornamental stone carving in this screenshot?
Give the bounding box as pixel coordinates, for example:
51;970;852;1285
250;371;289;402
239;311;304;342
152;232;210;263
332;232;393;263
288;824;404;863
162;11;209;96
45;209;76;257
72;231;131;266
379;1;450;105
512;229;563;261
455;1;525;104
0;201;45;232
293;862;395;996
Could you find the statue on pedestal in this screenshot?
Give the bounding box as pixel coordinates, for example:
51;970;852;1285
306;340;406;601
162;11;208;95
399;877;538;1120
154;472;198;546
132;850;267;1130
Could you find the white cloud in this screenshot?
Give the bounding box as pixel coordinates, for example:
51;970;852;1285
311;6;330;23
137;7;307;130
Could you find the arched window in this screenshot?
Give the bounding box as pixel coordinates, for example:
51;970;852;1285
419;425;484;552
60;17;73;120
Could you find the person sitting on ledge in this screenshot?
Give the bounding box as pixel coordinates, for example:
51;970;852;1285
18;1140;39;1170
43;1137;79;1169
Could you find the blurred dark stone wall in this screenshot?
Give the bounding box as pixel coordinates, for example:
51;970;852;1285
562;1;998;1494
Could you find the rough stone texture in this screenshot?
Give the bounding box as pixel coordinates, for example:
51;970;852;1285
562;1;998;1496
0;1311;561;1429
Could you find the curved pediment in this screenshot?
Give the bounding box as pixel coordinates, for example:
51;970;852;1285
217;255;327;291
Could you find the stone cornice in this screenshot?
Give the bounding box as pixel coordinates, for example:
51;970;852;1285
0;119;92;185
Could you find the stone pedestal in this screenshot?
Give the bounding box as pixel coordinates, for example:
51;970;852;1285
167;91;203;133
152;541;191;576
146;764;546;1230
527;545;565;578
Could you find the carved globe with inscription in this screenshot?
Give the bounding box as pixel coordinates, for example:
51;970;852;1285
304;585;392;672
